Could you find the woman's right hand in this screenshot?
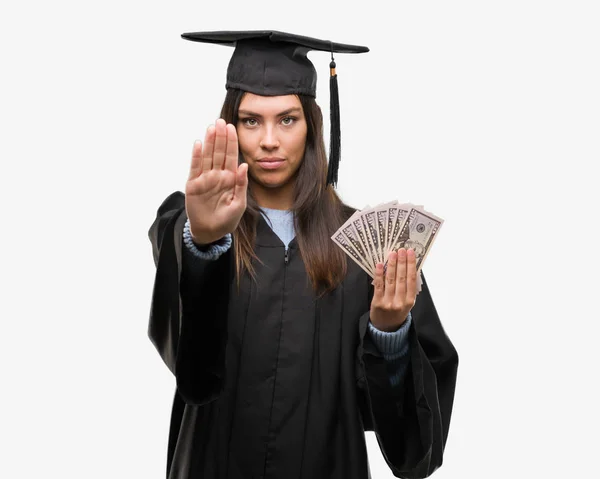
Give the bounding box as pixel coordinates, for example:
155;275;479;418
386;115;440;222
185;118;249;245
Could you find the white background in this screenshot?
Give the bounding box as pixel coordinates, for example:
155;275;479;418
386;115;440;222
2;1;599;478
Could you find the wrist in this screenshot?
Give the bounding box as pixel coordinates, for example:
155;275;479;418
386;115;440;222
184;219;224;247
371;322;403;333
189;225;220;246
190;234;210;247
370;314;410;333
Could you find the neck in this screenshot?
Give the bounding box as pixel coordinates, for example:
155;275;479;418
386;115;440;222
251;181;294;210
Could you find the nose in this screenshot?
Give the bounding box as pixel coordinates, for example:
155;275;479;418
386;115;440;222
259;125;280;150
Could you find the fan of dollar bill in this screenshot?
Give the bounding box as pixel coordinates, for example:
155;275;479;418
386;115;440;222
331;201;444;292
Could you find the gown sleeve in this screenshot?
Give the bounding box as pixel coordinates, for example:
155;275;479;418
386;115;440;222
356;271;459;479
147;191;233;405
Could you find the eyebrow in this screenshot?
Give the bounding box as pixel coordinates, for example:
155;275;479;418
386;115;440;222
238;107;302;118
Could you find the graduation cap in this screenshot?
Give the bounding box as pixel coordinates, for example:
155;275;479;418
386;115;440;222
181;30;369;187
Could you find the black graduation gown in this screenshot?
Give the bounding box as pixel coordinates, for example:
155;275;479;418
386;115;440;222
148;191;458;479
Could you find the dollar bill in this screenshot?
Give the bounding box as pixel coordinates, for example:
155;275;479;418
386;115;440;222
331;230;374;277
376;207;389;264
351;213;378;272
385;205;399;257
386;204;412;258
389;206;443;273
373;200;397;264
340;221;374;276
364;207;383;265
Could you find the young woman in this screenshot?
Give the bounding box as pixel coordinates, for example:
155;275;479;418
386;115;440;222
148;31;458;479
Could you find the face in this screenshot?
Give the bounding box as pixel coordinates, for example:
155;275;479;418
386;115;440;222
236;93;308;198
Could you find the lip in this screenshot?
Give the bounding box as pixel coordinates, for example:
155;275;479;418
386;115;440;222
257;157;285;170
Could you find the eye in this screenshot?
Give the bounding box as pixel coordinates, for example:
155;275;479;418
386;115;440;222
281;116;296;126
241;118;258;127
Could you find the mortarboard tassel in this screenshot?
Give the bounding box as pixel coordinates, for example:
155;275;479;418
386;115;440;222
326;52;341;187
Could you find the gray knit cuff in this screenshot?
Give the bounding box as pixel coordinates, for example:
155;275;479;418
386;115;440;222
183;219;232;260
367;311;412;361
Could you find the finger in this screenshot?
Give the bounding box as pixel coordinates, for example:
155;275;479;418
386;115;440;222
383;250;397;302
188;140;203;181
202;124;216;171
212;119;227;169
372;263;385;302
395;248;407;300
235;162;249;199
224;123;239;172
406;248;418;301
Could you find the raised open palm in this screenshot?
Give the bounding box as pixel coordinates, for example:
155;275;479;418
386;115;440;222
185;118;249;245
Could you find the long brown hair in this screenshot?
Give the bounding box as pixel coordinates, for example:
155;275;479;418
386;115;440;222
220;88;350;295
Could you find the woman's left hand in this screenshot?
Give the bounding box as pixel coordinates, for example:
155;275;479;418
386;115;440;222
370;248;418;332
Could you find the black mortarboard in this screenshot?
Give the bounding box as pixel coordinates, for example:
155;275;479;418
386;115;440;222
181;30;369;187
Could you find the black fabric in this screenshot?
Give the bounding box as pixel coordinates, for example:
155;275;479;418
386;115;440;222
148;191;459;479
181;30;369;97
